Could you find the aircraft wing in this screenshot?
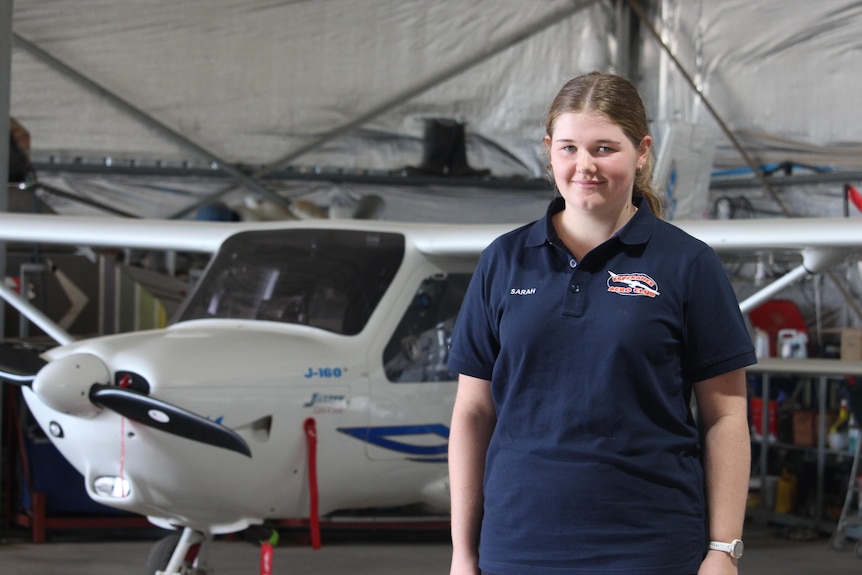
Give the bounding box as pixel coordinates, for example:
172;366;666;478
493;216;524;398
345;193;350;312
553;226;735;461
2;211;861;256
674;217;862;253
410;217;862;259
411;224;515;259
407;216;862;316
2;211;861;317
0;212;244;253
0;212;516;259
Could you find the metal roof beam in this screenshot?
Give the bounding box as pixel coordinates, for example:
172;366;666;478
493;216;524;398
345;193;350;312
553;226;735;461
13;33;291;212
168;0;600;218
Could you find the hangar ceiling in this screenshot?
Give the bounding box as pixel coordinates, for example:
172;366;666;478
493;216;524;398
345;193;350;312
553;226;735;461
4;0;862;223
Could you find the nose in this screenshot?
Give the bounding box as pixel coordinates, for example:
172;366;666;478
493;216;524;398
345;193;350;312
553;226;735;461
576;152;595;174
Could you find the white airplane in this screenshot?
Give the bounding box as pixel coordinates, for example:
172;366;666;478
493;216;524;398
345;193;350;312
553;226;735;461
1;211;862;575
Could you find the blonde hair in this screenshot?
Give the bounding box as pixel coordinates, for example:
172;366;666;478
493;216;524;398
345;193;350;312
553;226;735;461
545;71;662;218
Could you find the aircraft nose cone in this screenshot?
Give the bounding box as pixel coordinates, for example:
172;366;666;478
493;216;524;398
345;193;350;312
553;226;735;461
32;353;110;418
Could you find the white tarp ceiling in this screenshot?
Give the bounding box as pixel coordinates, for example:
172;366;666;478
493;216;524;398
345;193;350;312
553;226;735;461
11;0;612;171
7;0;862;222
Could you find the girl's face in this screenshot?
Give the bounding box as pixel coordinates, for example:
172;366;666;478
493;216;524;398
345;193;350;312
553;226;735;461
544;111;651;218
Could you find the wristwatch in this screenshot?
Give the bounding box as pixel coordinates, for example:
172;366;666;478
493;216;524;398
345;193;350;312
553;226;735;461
709;539;744;559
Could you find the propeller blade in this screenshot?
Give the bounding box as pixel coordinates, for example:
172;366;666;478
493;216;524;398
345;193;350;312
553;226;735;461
0;343;47;385
89;384;251;457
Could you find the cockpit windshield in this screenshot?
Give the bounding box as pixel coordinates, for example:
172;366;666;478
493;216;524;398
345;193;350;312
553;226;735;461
176;228;405;335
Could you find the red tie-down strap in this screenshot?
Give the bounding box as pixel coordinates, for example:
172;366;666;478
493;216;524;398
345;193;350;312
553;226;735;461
259;540;273;575
303;417;322;550
846;183;862;213
258;529;279;575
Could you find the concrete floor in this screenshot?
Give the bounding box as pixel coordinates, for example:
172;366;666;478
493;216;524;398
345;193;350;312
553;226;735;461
2;522;862;574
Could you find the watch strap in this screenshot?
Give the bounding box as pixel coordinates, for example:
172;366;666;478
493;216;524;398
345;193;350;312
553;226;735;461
709;539;743;559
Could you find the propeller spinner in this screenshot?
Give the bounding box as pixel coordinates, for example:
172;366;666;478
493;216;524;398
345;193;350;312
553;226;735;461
33;353;107;417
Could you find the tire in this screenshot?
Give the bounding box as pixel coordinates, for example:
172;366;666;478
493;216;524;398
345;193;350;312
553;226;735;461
830;532;848;551
144;532;201;575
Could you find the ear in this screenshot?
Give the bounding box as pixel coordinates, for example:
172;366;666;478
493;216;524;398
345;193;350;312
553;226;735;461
543;134;552;150
637;135;652;166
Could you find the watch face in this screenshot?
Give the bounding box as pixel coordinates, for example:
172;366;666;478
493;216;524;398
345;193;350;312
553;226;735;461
731;539;744;559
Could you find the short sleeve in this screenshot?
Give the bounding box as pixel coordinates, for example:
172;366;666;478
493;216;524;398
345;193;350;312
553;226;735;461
447;251;500;380
683;246;757;382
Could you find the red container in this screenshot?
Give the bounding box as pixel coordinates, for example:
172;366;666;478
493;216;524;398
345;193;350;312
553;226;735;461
750;397;777;442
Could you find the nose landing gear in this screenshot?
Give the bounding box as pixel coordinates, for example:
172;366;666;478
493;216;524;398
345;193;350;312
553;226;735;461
147;527;211;575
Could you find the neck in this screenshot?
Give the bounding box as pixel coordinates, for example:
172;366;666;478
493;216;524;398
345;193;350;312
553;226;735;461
554;201;636;260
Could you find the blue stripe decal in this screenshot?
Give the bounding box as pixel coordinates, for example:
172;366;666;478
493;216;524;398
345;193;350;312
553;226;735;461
338;424;449;458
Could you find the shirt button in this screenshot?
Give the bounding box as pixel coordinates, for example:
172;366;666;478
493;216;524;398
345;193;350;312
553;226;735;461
569;259;577;268
571;284;580;293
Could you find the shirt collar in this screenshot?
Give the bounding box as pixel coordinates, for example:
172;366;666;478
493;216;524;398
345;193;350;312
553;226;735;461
525;194;657;248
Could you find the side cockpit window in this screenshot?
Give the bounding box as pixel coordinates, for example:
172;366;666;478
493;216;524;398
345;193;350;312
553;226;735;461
383;273;472;383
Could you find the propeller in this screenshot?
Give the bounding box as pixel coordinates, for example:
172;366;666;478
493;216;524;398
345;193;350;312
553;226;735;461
0;345;251;457
88;383;251;457
0;342;46;383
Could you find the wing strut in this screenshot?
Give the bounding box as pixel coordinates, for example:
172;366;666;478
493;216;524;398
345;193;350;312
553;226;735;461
0;282;74;345
739;265;809;315
739;248;847;315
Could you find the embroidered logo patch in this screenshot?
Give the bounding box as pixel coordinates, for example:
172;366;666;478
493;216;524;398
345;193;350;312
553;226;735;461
607;271;660;298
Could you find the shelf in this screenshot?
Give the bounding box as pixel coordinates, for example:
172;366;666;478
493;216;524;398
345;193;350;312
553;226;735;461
751;438;857;458
747;362;858;533
748;357;862;376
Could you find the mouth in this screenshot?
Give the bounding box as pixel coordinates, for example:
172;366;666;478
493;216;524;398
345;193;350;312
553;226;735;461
572;179;602;188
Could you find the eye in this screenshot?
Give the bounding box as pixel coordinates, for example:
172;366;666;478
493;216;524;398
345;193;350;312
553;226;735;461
597;145;614;153
561;145;575;152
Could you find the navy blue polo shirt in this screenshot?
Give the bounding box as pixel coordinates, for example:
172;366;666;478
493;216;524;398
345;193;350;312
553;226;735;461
448;197;756;575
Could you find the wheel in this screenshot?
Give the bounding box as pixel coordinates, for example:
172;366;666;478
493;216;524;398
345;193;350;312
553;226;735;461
144;531;201;575
146;532;183;575
854;540;862;560
831;531;849;551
